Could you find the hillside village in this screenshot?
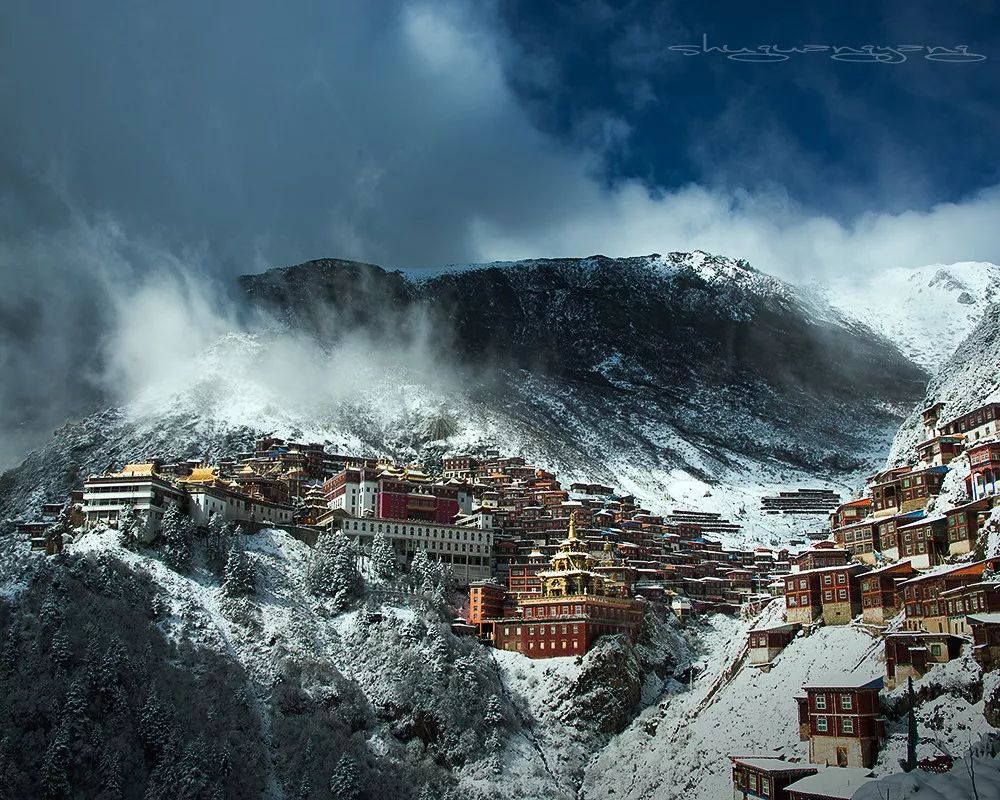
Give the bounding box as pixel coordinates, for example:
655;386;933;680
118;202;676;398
10;399;1000;799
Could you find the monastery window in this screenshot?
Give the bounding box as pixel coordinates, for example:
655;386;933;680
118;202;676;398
788;596;797;606
824;575;832;585
816;717;828;733
761;778;770;795
840;694;853;710
842;718;854;734
837;573;846;584
815;695;827;710
838;589;847;600
799;579;807;589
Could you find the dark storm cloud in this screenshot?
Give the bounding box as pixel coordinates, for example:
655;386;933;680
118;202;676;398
2;0;1000;469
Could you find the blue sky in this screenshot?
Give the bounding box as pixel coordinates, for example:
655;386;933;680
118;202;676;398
499;1;999;216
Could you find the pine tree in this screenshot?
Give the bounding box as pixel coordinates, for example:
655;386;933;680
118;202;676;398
63;674;89;733
139;689;173;761
205;514;228;575
902;676;918;771
40;722;71;799
333;535;362;609
417;784;436;800
409;550;431;592
50;627;72;670
370;531;398;582
306;532;338;595
97;750;123;800
160;505;193;573
175;737;211;799
328;753;360;800
222;548;256;598
117;505;140;550
484;695;504;728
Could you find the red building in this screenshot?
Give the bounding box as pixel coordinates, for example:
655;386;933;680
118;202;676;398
895;515;949;568
730;756;817;800
748;623;799;666
467;581;506;637
899;559;1000;632
941;579;1000;636
939;402;1000;440
884;632;963;689
967;441;1000;501
859;560;917;627
816;564;868;625
377;479;461;524
791;545;850;572
946;497;993;556
492;596;645;658
796;675;883;768
785;571;823;626
968;613;1000;670
490;515;645;658
830;498;872;531
507;551;549;598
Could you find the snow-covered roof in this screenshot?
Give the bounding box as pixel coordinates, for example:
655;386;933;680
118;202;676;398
864;558;916;576
801;674;883;691
968;613;1000;625
730;755;816;774
749;622;798;634
784;767;875;799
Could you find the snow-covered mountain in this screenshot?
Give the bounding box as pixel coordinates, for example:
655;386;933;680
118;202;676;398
822;261;1000;372
1;252;927;544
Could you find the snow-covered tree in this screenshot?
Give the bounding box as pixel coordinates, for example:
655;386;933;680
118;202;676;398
328;753;360;800
369;531;398;582
308;532;361;609
50;627;72;670
222;547;256;598
63;674;89;733
116;505;140;551
139;689;173;761
175;737;211;798
40;722;71;799
205;514;228;575
409;550;431;591
97;750;123;800
159;505;192;573
417;784;436;800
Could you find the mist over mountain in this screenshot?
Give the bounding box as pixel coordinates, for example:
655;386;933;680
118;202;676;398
1;251;928;542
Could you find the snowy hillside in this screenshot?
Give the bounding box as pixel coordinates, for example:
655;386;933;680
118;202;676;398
823;261;1000;372
0;526;693;800
889;301;1000;466
581;605;1000;800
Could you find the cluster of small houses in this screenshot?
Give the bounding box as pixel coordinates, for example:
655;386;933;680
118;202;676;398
12;401;1000;799
731;400;1000;800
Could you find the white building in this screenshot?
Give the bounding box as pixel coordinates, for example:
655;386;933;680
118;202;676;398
325;467;379;517
82;463;186;541
336;515;493;583
185;483;294;528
